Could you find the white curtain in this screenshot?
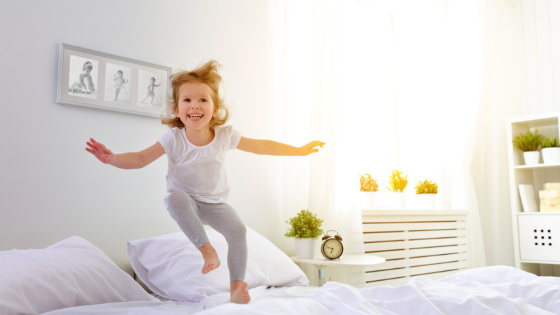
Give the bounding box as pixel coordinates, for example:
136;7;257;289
272;0;487;285
392;0;487;269
471;0;559;272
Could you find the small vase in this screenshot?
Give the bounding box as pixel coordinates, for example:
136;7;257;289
416;193;436;210
523;151;540;165
391;193;407;209
360;191;377;209
542;148;560;164
294;238;316;259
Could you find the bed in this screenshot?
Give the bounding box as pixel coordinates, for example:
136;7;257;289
1;227;560;315
54;262;560;315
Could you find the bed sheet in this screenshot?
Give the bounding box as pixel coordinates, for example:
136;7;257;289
313;266;560;315
40;266;560;315
40;285;326;315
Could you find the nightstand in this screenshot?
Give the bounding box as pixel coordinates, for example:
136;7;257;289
290;254;385;287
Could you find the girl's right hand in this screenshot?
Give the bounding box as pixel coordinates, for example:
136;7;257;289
85;138;115;164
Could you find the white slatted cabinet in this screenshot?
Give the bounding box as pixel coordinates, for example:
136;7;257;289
362;210;469;287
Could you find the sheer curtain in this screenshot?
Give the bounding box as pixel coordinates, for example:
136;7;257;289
392;0;487;268
272;0;487;285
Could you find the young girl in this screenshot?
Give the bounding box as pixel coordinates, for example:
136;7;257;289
140;77;161;105
69;61;95;94
113;70;128;101
85;60;324;304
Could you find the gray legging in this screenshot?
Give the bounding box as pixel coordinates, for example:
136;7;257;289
166;191;247;283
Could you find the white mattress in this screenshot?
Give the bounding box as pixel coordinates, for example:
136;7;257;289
41;266;560;315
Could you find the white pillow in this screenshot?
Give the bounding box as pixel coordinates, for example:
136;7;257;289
127;226;309;302
0;236;158;315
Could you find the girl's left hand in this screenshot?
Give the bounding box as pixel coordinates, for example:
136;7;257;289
299;141;325;156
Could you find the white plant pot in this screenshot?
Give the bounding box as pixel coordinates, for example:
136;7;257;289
294;238;316;259
416;193;437;210
391;193;407;209
542;147;560;164
523;151;540;165
360;192;377;209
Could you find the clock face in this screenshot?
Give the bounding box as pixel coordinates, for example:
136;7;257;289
323;239;343;259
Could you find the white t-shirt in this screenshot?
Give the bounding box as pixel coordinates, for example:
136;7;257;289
158;125;241;208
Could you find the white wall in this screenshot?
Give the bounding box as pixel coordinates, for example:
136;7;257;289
0;0;284;261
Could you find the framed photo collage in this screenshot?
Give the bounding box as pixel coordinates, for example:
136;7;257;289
57;43;171;118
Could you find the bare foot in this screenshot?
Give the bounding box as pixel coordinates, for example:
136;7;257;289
199;242;220;275
230;281;251;304
201;256;220;274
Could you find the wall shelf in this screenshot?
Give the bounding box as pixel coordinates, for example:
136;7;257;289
514;163;560;170
507;111;560;276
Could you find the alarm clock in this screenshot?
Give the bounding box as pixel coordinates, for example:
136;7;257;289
320;230;344;260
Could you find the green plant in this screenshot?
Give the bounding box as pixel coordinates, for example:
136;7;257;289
542;136;559;149
284;210;324;239
512;129;545;152
386;169;408;193
415;179;438;194
360;174;379;192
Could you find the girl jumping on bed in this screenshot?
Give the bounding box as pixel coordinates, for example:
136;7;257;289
85;60;324;304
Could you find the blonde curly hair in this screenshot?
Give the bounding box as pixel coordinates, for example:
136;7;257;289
161;60;230;129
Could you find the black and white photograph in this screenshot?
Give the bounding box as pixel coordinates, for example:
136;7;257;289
104;63;131;104
68;55;99;99
57;43;170;118
137;69;162;108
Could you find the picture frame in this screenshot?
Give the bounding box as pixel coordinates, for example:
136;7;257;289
56;43;171;118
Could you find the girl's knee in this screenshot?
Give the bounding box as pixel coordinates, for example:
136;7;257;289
168;190;187;201
228;222;247;239
239;224;247;236
167;191;192;210
216;221;246;242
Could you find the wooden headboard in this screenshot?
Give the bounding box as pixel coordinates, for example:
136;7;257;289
362;210;469;287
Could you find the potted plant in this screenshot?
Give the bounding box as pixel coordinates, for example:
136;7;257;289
285;209;324;259
542;136;560;164
512;129;544;165
360;174;379;209
386;169;408;209
415;179;438;210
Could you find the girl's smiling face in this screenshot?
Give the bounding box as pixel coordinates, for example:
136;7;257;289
175;82;216;131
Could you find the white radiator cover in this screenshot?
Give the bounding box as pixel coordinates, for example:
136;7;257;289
362;210;469;287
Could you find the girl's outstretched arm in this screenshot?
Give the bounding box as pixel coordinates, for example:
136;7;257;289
85;138;165;169
237;137;324;156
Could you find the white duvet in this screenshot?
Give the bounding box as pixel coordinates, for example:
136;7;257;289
41;266;560;315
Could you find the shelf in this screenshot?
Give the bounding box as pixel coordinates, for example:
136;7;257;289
508;112;559;128
362;210;468;216
507;112;560;274
520;259;560;265
514;163;560;170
